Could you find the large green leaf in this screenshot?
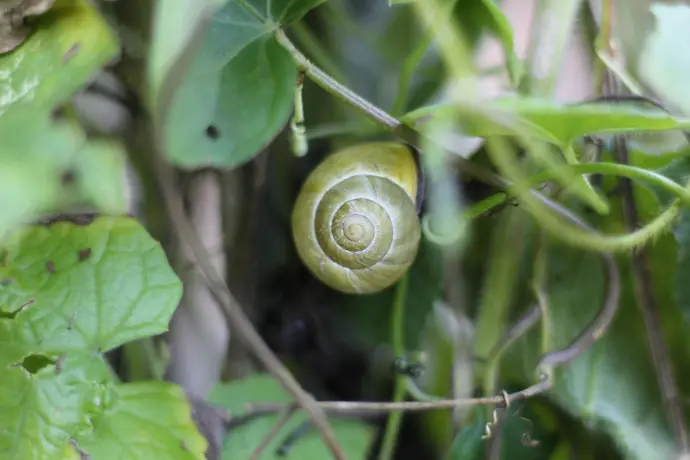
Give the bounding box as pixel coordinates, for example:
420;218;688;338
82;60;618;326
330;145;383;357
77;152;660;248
0;0;119;114
403;98;690;148
448;400;560;460
164;34;296;168
74;382;207;460
0;0;124;243
675;209;690;325
503;192;679;460
209;374;375;460
0;216;183;352
148;0;226;105
652;156;690;354
0;109;127;244
160;0;325;169
0;217;201;459
0;351;113;460
600;174;690;460
448;409;485;460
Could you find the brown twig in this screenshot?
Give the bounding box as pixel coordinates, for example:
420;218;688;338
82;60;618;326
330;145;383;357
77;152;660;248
612;133;690;455
250;406;298;460
488;305;542;360
146;8;347;457
246;377;551;415
152;153;346;460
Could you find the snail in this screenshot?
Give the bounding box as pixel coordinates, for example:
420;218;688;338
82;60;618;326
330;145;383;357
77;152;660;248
291;142;422;294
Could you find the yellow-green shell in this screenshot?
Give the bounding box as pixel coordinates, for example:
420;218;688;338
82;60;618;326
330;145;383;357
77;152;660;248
291;142;421;294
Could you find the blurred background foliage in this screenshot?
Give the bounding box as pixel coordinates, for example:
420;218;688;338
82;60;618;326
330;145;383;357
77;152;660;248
102;0;690;458
5;0;690;459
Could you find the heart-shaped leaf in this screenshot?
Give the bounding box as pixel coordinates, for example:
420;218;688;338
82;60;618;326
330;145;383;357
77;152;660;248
158;0;325;169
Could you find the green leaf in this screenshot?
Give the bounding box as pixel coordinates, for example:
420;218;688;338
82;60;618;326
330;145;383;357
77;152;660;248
164;34;296;168
264;0;327;25
448;409;485;460
0;350;114;460
654;156;690;326
0;109;127;243
0;0;119;114
73;139;129;214
417;303;475;450
505;236;676;460
404;98;689;148
0;217;200;459
209;374;376;460
495;399;559;460
0;0;127;241
74;382;207;460
0;216;182;352
676;211;690;326
158;0;325;168
148;0;227;106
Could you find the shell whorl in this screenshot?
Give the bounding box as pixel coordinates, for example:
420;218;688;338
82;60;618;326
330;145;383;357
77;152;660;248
292;142;421;294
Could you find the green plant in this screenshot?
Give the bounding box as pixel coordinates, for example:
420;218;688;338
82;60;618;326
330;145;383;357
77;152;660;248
4;1;690;460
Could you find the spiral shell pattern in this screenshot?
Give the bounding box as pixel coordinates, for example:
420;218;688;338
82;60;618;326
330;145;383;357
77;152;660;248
292;143;421;294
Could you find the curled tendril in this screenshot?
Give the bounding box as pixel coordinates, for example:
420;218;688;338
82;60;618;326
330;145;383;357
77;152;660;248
514;406;540;448
482;390;510;440
480;391;540;448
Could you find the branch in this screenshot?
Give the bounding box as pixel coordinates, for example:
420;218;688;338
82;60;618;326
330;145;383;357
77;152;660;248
250;406;297;460
152;155;346;460
247;379;551;414
613;134;690;455
273;28;508;191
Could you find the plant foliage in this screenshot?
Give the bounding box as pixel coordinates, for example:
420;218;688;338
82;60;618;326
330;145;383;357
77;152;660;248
4;0;690;460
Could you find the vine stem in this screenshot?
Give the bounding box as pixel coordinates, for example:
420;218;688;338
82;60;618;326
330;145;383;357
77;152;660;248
461;160;690;233
378;274;410;460
154;156;348;459
246;382;550;413
152;155;346;460
273;28;507;191
274;28;688;254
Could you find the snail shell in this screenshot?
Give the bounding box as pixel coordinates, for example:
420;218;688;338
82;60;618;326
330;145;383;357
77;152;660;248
291;142;421;294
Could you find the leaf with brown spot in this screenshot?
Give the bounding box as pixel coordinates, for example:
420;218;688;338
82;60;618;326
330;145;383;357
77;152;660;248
78;248;91;262
62;43;80;63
